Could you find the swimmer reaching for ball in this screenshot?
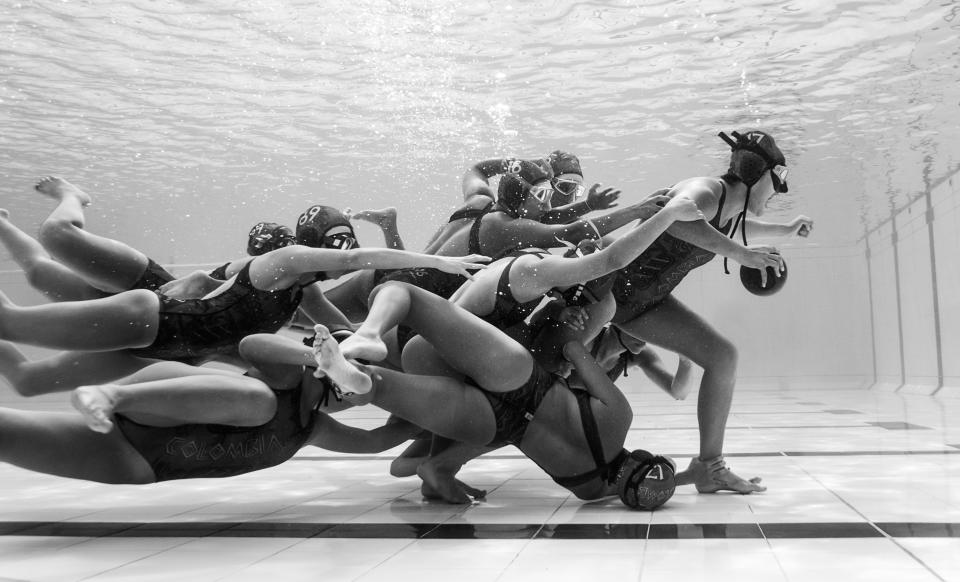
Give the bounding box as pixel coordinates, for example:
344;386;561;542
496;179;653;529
611;129;813;494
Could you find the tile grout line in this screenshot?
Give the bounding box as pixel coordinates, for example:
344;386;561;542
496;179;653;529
787;455;948;582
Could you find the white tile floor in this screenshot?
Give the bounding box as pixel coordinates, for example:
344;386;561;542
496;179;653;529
2;377;960;582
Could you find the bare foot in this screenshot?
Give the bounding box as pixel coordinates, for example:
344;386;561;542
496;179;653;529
350;207;397;228
338;327;389;362
417;462;483;504
312;324;372;396
669;357;695;401
684;456;766;494
0;209;9;219
71;385;117;433
34;176;92;206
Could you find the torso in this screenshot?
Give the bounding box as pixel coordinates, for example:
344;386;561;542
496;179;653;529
129;262;309;360
612;179;732;321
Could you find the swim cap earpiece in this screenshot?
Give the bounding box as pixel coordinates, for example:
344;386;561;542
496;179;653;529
296;205;355;248
616;449;677;510
247;222;297;256
496;159;553;217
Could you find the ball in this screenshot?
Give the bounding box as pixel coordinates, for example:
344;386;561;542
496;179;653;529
739;258;787;296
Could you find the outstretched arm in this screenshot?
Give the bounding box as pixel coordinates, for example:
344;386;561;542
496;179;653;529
744;215;813;240
307;413;423;453
512;196;702;299
249;246;489;290
539;184;625;224
496;193;666;255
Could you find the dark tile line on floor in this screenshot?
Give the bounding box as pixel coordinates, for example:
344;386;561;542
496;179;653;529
292;449;960;462
1;521;957;540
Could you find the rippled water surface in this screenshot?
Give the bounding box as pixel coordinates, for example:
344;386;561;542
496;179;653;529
1;0;958;265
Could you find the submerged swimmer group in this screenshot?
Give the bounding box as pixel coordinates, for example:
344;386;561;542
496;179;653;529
0;129;812;510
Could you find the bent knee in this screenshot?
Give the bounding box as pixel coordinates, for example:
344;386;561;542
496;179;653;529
37;218;81;251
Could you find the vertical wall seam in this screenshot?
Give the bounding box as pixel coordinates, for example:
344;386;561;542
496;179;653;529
926;193;946;394
864;237;878;389
891;215;907;391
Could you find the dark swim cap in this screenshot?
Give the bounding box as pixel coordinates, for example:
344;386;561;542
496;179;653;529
719;130;786;187
296;205;354;248
616;450;677;510
247;222;296;256
547;150;582;177
497;159;553;217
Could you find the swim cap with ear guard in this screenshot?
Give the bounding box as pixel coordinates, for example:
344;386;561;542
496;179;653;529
547;150;582;177
719;130;786;188
247;222;297;256
616;449;677;510
497;159;553;217
296;205;355;248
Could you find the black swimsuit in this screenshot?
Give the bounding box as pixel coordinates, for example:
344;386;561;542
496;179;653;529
448;200;494;224
130;262;315;361
613;182;732;320
480;253;547;330
480;362;560;448
116;380;320;481
129;258;177;292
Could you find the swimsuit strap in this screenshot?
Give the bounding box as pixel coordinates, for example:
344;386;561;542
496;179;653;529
575;389;609;473
449;200;494;224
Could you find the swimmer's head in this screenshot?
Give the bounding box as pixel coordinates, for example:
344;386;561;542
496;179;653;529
547;150;585;207
615;449;677;510
720;130;788;192
497;159;554;220
296;205;357;250
246;222;296;256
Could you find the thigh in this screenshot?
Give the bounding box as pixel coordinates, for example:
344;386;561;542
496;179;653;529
401;335;464;379
0;408;154;484
398;283;533;391
45;226;154;295
19;350;156;394
614;295;727;368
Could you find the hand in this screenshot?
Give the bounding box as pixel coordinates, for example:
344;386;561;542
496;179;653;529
740;245;785;286
662;196;705;222
557;305;590;331
789;215;814;237
434;254;491;279
585;183;620;210
636;194;672;220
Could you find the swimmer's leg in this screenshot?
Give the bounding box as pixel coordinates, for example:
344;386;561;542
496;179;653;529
628;344;695;401
0;209;105;302
617;295;763;493
347;282;532;391
0;407;155;484
312;324;373;396
320;270;377;322
417;438;492;504
0;345;153;396
365;364;497;446
72;362;276;433
35;176;154;294
351;207;404;250
0;289;160;351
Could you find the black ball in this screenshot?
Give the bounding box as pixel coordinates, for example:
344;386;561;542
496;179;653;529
740;259;787;296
